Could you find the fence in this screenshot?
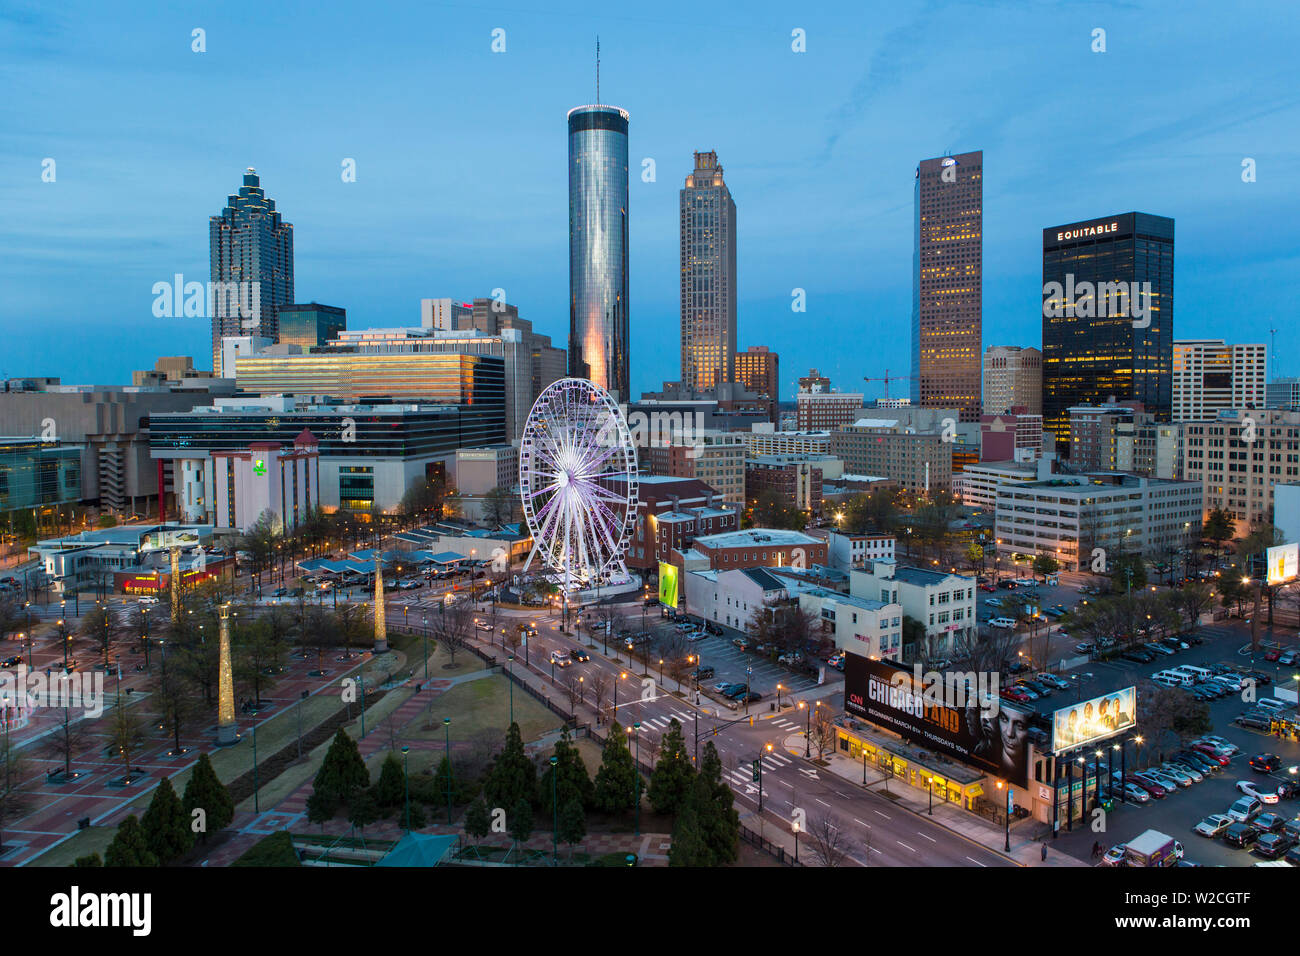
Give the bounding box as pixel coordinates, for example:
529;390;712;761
739;824;800;866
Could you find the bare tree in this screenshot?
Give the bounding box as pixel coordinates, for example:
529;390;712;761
809;710;836;762
807;812;850;867
590;673;610;724
435;599;475;666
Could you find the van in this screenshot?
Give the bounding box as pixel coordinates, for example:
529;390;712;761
1151;673;1181;689
1164;669;1197;687
988;617;1017;629
1256;698;1288;712
1181;665;1212;682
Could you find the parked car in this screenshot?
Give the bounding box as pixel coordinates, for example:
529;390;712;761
985;598;1003;608
731;690;763;704
713;681;744;696
979;584;996;592
1164;761;1204;783
1146;642;1175;656
1160;636;1190;651
1227;796;1264;823
1120;783;1151;803
1006;660;1031;675
690;665;715;681
732;637;753;652
1131;773;1171;798
1193;814;1234;838
1100;844;1128;867
1252;811;1287;833
1237;780;1282;804
1147;768;1188;790
0;656;20;668
1253;833;1296;859
1123;649;1156;664
1236;713;1274;730
1223;822;1261;848
777;652;804;667
1173;750;1220;774
1075;642;1096;654
1190;741;1233;762
1000;687;1032;703
1010;682;1040;700
1264;648;1282;662
1249;753;1283;774
1199;735;1240;754
1037;674;1071;690
1279;650;1300;666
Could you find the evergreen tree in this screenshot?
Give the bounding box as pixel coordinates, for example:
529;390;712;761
464;796;491;844
695;742;739;864
181;752;234;842
305;789;338;825
508;795;533;846
647;719;694;815
348;790;381;831
312;728;369;809
140;776;194;865
375;752;406;810
668;798;711;867
432;754;459;808
73;853;103;867
483;722;536;811
557;797;586;857
104;815;158;867
592;721;639;815
539;728;594;816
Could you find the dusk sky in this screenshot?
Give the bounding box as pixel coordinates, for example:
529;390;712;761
4;0;1298;399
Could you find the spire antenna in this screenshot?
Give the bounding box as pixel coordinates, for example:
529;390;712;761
596;36;600;104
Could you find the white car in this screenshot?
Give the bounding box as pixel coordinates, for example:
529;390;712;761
989;617;1017;629
1193;813;1234;838
1227;796;1263;822
549;651;573;668
1120;783;1151;803
985;598;1003;608
1236;780;1281;805
1158;764;1196;786
1165;761;1204;783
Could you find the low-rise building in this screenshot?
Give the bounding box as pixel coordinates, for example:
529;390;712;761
745;454;826;516
818;529;896;571
680;527;826;572
603;475;738;573
850;559;976;662
830;419;953;495
742;425;831;458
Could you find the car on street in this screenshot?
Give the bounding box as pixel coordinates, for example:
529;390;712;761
475;621;494;632
548;651;572;668
985;598;1003;608
1223;822;1260;849
1279;650;1300;666
1193;814;1234;838
732;637;753;651
1120;783;1151;803
570;648;590;662
1237;780;1282;804
1249;753;1283;774
1264;648;1281;662
0;656;20;668
1252;811;1287;833
1253;833;1296;859
138;595;159;605
1100;844;1127;867
1227;796;1264;823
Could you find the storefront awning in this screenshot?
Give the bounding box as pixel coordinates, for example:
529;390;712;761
967;784;983;799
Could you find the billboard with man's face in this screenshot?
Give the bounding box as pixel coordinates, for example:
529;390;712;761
843;654;1030;788
1049;686;1136;753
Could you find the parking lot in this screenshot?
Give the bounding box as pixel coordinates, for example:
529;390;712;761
1047;621;1300;866
680;631;828;707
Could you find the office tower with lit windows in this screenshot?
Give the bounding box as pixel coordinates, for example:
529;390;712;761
680;151;737;391
1172;339;1266;421
1041;212;1174;454
209;168;294;375
911;151;983;423
568;104;630;400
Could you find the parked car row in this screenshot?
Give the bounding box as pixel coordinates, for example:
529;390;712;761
1195;806;1300;861
998;672;1071;703
1115;739;1238;802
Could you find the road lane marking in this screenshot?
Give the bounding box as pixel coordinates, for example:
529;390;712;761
873;810;890;820
966;856;987;867
815;798;831;808
917;832;936;843
896;841;915;852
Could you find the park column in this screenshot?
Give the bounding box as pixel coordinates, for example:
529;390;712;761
216;603;237;745
373;552;388;653
169;546;182;625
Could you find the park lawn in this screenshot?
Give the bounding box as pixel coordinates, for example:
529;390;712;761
401;674;557;748
28;825;117;867
385;632;483;678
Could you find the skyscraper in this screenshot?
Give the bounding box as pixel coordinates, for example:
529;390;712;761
209;168;294;375
680;151;737;391
982;346;1042;416
568;104;629;400
1041;212;1174;452
911;151;982;422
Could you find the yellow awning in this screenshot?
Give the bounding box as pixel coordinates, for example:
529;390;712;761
967;784;983;798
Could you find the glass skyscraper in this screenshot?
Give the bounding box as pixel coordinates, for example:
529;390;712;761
680;151;737;391
209;168;294;375
911;151;983;423
276;302;346;349
1041;212;1174;453
568;104;629;401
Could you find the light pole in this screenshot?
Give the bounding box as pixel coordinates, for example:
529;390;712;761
296;689;308;758
550;754;559;865
402;745;411;831
745;666;753;714
801;700;810;758
759;742;772;812
631;722;641;836
996;779;1010;852
443;717;453;824
507;655;515;724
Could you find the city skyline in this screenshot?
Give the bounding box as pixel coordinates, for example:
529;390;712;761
4;0;1297;401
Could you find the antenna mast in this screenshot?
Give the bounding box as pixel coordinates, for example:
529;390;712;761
596;36;600;104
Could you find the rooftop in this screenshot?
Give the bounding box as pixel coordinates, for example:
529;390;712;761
694;528;819;549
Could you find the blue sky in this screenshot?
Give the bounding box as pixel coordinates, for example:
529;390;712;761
3;0;1298;399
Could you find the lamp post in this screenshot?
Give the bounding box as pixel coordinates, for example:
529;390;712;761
443;717;453;824
802;700;811;758
759;742;772;811
630;722;641;836
549;754;559;864
507;655;515;724
402;745;411;831
996;779;1010;852
58;617;68;669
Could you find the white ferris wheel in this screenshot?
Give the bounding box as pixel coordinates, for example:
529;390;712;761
519;378;638;589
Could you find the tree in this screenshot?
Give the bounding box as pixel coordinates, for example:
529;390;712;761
73;853;103;867
484;722;537;812
1032;554;1060;580
104;814;158;867
0;732;30;852
109;704;144;783
1108;551;1147;593
434;599;474;667
464;797;491;845
182;752;233;841
593;722;639;815
647;719;694;815
539;729;593;815
237;509;282;593
375;752;406;810
312;728;369;812
152;659;201;757
695;742;739;864
141;776;193;865
558;797;586;858
483;485;515;527
806;812;850;867
668;799;711;867
1172;583;1216;635
79;603;117;671
235;611;289;705
1202;508;1234;556
348;789;381;831
432;754;459;809
507;795;533;846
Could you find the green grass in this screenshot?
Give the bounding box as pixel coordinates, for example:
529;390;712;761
401;674;557;748
28;826;118;868
232;830;301;867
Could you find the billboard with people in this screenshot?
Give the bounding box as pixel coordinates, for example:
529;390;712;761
843;654;1030;788
1050;686;1136;753
1267;543;1299;586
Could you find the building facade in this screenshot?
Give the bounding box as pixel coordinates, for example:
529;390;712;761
679;151;737;391
1042;212;1175;452
912;151;983;423
851;560;976;662
212;433;319;534
1172;339;1266;422
683;528;827;573
830;420;953;495
276;303;346;349
1182;408;1300;532
210;168;294;374
982;346;1042;416
745;455;824;516
980;409;1043;463
0;438;82;523
735;346;779;407
568;105;630;400
1266;378;1300;411
640;432;746;507
742;425;831;458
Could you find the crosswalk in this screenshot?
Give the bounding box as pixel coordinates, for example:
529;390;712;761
629;710;698;733
769;717;800;732
724;749;794;790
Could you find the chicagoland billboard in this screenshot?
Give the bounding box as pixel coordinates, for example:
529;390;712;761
843;653;1030;788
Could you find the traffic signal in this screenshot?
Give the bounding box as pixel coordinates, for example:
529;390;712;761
751;760;760;783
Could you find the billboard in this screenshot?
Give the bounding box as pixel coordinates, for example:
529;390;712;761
843;654;1030;788
1050;686;1136;753
1267;543;1299;586
658;561;679;609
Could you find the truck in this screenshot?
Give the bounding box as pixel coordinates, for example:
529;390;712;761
1124;829;1183;867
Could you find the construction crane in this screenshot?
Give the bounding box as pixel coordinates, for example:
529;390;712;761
862;369;917;401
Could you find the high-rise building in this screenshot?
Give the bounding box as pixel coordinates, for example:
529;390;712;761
1267;378;1300;410
911;151;983;422
1183;408;1300;532
679;151;737;391
209;169;294;375
277;303;346;349
1041;212;1174;453
568;104;630;400
1172;339;1266;421
735;346;778;404
982;346;1042;416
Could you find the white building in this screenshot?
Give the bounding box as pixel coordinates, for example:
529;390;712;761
211;432;320;533
957;459;1043;510
1172;339;1267;423
994;471;1203;571
797;587;903;660
849;559;976;662
684;566;794;631
822;529;896;571
1183;408;1300;533
743;424;831;458
982;346;1042;416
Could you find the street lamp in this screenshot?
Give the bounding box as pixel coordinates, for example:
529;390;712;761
996;779;1010;852
759;742;772;812
801;700;811;758
402;746;411;831
443;717;453;824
